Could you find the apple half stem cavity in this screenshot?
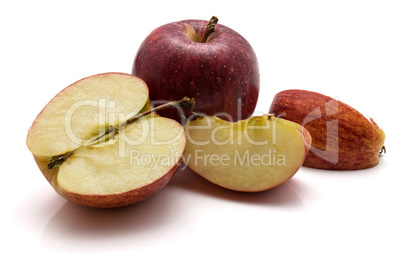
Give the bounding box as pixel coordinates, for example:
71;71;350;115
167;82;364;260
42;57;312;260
48;96;195;170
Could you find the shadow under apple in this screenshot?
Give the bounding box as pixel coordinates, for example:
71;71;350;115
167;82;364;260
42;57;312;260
40;165;308;253
41;185;185;253
170;165;306;209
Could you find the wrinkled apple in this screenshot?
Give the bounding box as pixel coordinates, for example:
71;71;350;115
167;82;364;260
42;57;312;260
269;89;386;170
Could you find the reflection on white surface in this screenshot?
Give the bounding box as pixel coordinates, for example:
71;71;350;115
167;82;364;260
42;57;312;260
40;166;308;253
12;149;400;262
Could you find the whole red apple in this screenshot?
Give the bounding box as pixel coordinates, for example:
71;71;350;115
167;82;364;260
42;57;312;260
132;16;260;123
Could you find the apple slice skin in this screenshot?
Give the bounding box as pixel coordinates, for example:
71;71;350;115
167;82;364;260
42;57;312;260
32;155;182;208
132;19;259;123
60;164;180;208
183;115;311;192
269;89;386;170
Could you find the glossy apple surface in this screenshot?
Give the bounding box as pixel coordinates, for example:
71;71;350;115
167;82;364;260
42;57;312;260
269;89;385;170
132;18;259;123
26;73;186;208
183;115;311;192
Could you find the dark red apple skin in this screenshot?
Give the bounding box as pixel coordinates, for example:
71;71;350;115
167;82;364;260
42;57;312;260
132;19;260;123
269;89;386;170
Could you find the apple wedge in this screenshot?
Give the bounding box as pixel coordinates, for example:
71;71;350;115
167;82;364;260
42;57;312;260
269;89;386;170
183;115;311;192
26;73;189;208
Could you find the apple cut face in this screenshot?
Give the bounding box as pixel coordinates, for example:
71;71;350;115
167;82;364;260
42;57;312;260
183;115;311;192
55;116;186;207
27;73;150;157
26;73;186;208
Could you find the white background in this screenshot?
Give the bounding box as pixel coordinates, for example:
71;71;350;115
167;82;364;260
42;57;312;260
1;0;401;262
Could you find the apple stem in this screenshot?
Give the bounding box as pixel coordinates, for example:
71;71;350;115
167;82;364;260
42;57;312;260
380;145;386;155
120;97;195;129
200;16;219;43
48;151;75;170
47;97;195;170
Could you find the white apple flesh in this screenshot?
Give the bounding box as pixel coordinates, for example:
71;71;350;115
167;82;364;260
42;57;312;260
183;115;312;192
26;73;187;208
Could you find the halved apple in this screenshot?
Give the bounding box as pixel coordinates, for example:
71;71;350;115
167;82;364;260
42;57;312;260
26;73;187;208
183;115;312;192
